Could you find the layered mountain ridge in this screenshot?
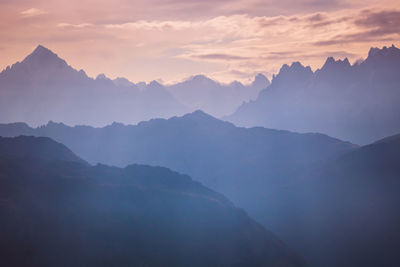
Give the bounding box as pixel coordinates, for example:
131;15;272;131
2;112;400;266
0;111;356;240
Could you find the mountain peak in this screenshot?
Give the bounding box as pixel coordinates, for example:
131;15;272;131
279;62;312;74
180;109;222;122
96;73;108;80
33;44;52;54
184;109;211;118
148;80;163;88
367;45;400;59
29;45;58;60
251;73;270;88
22;45;68;69
273;61;313;84
320;56;351;71
188;75;216;85
179;110;235;128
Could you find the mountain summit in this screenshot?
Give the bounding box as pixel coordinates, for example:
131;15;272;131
22;45;68;68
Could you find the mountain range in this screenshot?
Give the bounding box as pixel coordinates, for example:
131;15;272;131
167;73;269;117
226;45;400;145
0;110;356;202
2;44;398;144
0;135;305;266
0;45;268;126
2;43;400;266
0;111;356;265
0;45;187;126
2;112;400;266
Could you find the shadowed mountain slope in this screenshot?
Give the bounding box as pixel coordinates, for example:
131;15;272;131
0;136;306;267
0;135;87;165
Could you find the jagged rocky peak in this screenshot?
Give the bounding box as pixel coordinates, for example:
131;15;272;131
251;73;270;88
22;45;68;68
322;57;350;69
368;44;400;59
364;44;400;68
317;57;351;76
280;62;312;74
273;61;313;83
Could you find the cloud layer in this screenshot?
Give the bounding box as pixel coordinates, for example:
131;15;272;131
0;0;399;83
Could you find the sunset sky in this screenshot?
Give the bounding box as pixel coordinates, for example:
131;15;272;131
1;0;399;83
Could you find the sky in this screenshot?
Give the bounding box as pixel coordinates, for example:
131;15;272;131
0;0;399;84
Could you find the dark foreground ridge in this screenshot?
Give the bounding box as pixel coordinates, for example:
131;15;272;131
0;136;306;267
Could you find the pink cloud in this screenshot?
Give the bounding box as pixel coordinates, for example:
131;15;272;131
20;8;47;18
0;0;399;83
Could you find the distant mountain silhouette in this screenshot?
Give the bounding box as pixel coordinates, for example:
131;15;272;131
0;45;188;126
0;111;355;193
167;73;269;117
226;45;400;145
0;136;306;267
0;45;269;125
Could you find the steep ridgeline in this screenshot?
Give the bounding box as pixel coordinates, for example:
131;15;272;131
0;112;355;248
226;45;400;145
0;111;355;198
0;45;188;126
0;136;306;267
257;133;400;267
167;74;269;117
